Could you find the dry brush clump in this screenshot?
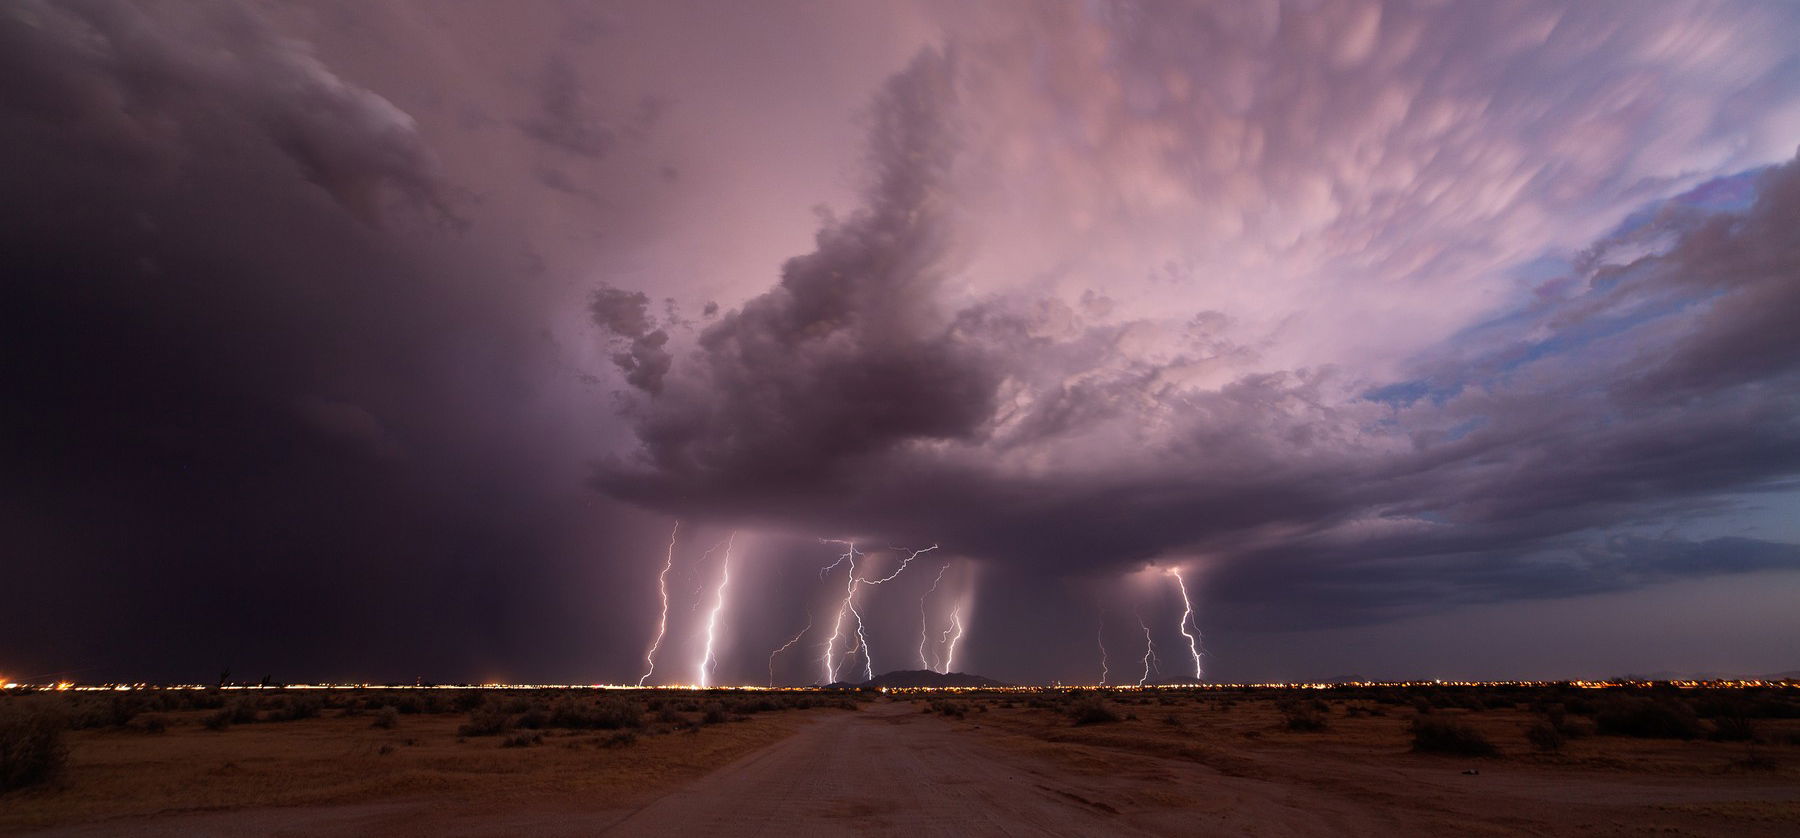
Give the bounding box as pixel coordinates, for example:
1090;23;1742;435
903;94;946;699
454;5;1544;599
1280;699;1330;732
1410;716;1498;757
1;706;68;793
1066;694;1123;726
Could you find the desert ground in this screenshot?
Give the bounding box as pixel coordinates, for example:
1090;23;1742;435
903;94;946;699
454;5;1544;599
2;685;1797;835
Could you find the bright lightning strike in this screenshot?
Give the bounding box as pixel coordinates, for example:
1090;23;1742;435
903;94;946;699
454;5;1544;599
918;563;950;671
637;521;679;687
858;545;937;584
940;607;964;675
768;613;812;688
1137;614;1158;687
1096;609;1109;686
1168;568;1203;682
697;532;736;688
819;540;860;684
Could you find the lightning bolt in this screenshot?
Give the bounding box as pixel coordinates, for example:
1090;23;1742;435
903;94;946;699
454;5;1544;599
1169;568;1203;682
689;538;730;612
918;562;950;671
697;532;737;688
849;590;874;682
1096;608;1109;687
941;607;965;675
768;612;812;688
819;540;860;683
858;544;937;584
638;521;679;687
1137;614;1158;687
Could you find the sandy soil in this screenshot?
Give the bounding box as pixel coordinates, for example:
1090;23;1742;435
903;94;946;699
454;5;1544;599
6;693;1798;836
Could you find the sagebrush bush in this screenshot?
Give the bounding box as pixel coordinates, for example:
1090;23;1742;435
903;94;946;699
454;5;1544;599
458;706;512;737
1066;695;1121;726
1281;701;1329;732
1594;698;1703;740
1410;716;1497;756
371;706;400;730
1;710;68;792
1526;722;1565;752
1709;715;1755;742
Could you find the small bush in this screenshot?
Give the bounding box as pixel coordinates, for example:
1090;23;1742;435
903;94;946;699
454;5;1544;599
372;707;400;730
1066;695;1121;726
501;731;542;748
1595;698;1703;740
273;696;322;722
602;730;638;748
1;710;69;792
1281;702;1328;732
458;707;512;737
1710;716;1755;742
700;702;729;726
1526;722;1565;752
136;714;169;734
1410;716;1497;756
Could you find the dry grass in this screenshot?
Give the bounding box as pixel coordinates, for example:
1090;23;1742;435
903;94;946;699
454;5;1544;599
0;692;848;833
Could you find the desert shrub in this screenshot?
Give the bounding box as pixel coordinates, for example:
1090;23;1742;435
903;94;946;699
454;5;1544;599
1410;716;1497;756
1594;698;1703;740
458;707;512;737
228;700;259;724
550;698;641;730
452;691;485;713
372;707;400;730
1066;695;1121;726
136;714;169;734
501;731;542;748
1709;716;1755;742
1162;713;1183;727
203;709;233;731
1526;722;1565;752
700;702;729;725
69;695;146;730
929;700;965;718
1;709;68;792
655;705;684;725
273;696;322;722
1282;703;1329;732
602;730;638;748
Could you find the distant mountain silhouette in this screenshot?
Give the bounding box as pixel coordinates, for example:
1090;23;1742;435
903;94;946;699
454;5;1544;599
821;669;1012;689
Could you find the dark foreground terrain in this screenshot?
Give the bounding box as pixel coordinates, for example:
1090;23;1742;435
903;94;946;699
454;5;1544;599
3;684;1797;835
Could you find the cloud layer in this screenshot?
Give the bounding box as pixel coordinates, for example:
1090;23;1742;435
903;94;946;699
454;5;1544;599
593;0;1800;628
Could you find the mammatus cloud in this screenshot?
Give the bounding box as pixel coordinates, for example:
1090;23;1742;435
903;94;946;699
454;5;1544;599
592;2;1800;628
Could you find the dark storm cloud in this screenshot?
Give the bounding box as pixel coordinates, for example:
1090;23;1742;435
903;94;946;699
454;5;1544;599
592;32;1800;628
0;1;636;682
518;55;615;158
590;285;673;394
595;49;1004;505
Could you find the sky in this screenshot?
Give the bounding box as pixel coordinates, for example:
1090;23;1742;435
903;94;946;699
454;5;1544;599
3;0;1799;687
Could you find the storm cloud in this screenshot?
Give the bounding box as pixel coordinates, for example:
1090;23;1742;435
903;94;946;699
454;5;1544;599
5;0;1800;684
591;1;1800;629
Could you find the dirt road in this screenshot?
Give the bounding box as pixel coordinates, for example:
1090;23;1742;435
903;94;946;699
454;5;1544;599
605;700;1139;837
